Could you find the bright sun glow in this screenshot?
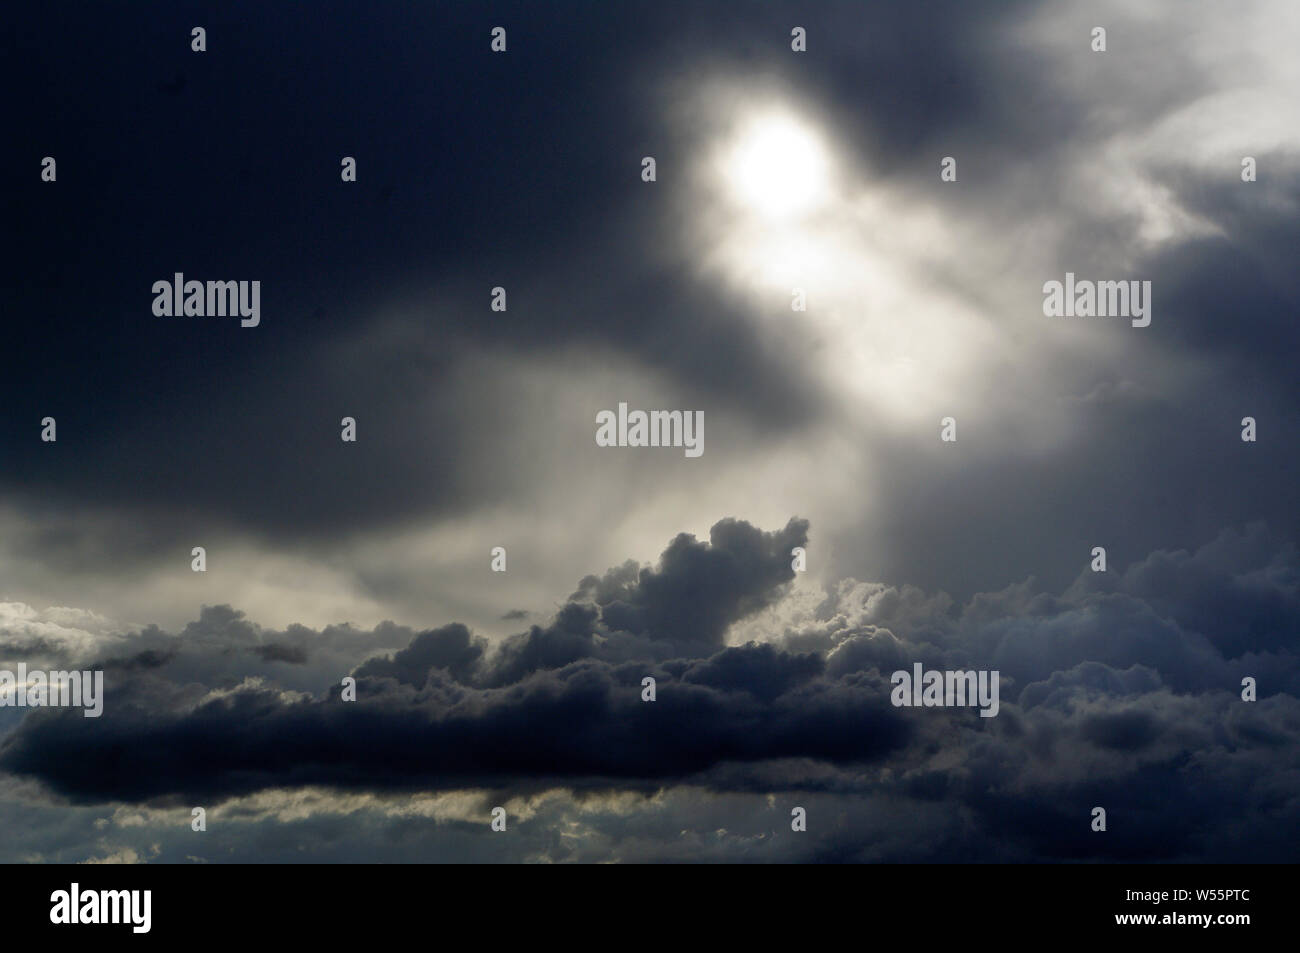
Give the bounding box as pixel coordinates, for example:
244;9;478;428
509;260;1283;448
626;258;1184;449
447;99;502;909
724;114;831;219
695;97;1009;429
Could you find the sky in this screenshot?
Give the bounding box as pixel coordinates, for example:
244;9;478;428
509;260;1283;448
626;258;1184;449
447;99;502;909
1;0;1297;863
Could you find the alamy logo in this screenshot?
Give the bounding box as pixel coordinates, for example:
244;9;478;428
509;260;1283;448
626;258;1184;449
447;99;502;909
50;883;151;933
890;664;1000;717
0;665;103;717
152;273;261;327
595;402;704;457
1042;272;1151;327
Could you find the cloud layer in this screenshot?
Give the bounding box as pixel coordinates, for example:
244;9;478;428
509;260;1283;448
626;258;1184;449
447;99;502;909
3;518;1295;861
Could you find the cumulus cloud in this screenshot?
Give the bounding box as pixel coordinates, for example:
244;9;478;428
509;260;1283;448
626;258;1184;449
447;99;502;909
1;517;1295;861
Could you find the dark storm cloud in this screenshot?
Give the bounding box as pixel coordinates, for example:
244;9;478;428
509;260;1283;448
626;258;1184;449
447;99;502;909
2;0;1074;550
808;523;1300;698
8;0;1293;622
0;651;909;803
683;642;823;702
4;0;1299;864
473;517;810;685
842;156;1300;597
251;643;309;664
99;649;178;673
571;517;809;648
5;0;871;541
1069;523;1300;658
3;516;1297;863
774;5;1300;602
1077;709;1159;751
0;517;842;803
354;623;487;687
